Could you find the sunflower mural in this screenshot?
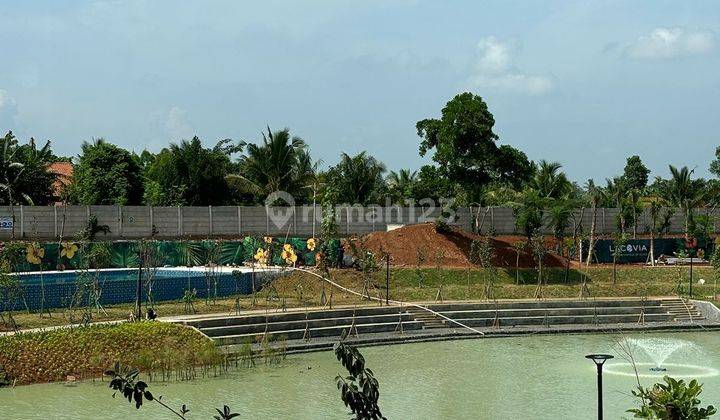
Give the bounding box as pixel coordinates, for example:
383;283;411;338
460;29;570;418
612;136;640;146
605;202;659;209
26;243;45;266
306;238;316;251
253;248;268;266
60;242;79;259
281;243;298;266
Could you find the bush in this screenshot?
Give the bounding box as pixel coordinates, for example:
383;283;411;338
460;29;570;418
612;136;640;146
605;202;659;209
628;375;716;419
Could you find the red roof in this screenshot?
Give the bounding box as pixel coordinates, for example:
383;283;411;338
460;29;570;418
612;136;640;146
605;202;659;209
47;161;73;201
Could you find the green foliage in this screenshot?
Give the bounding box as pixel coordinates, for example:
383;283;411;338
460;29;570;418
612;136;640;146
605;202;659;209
623;155;650;192
227;127;315;204
144;136;239;206
416;92;532;199
334;332;385;420
70;139;144;205
513;189;545;240
8;136;56;205
325;151;387;205
628;375;716;419
710;146;720;179
386;169;416;204
78;215;111;241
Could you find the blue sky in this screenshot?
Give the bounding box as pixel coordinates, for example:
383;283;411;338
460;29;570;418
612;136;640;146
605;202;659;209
1;1;718;183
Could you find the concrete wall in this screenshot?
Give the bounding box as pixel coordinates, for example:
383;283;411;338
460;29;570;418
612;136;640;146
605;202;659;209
0;205;715;240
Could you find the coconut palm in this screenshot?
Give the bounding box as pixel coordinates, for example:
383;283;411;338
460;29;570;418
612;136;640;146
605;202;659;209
605;176;627;234
325;151;387;205
0;131;35;238
386;169;417;203
529;160;572;199
227;127;317;204
661;165;704;239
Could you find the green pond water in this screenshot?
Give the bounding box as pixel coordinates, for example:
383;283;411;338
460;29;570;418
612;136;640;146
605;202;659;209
1;331;719;419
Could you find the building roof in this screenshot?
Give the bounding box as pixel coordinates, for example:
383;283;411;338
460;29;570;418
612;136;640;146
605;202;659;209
47;161;73;201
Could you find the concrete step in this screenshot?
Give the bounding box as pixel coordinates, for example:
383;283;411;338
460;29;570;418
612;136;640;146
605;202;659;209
422;299;673;312
214;320;424;345
183;306;405;329
434;306;670;319
453;313;672;327
200;313;414;337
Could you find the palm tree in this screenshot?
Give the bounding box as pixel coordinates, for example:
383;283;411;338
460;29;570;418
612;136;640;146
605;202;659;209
0;131;35;239
646;197;674;266
529;160;572;199
227;127;317;203
326;152;387;205
386;169;416;204
585;179;604;265
605;177;627;234
662;165;703;240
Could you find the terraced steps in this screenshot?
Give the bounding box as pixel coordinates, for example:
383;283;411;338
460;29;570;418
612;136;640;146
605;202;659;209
171;297;712;352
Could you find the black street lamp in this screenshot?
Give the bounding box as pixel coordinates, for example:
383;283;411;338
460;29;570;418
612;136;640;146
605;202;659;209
586;354;614;420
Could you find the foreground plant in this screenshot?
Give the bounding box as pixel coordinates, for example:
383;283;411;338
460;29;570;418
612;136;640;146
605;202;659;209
106;362;240;419
334;331;385;420
628;375;716;419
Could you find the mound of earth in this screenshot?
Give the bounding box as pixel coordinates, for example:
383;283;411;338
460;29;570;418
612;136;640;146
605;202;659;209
349;223;565;268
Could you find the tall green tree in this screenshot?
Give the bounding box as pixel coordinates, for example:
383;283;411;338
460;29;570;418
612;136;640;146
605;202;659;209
529;160;573;199
70;139;144;205
145;137;238;206
416;92;531;200
622;155;650;192
710;146;720;178
14;137;56;206
409;165;457;202
660;165;705;239
325;152;386;205
227;127;315;204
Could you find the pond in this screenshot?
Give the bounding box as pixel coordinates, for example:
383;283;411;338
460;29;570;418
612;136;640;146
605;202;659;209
1;331;718;419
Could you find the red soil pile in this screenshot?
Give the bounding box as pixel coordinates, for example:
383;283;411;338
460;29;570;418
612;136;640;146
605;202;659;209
352;223;565;268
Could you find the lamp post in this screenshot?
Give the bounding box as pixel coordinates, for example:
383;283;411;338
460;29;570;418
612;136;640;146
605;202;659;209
586;354;614;420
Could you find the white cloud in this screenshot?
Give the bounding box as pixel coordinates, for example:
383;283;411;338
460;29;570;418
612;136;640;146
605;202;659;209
469;37;554;95
0;90;20;131
164;106;195;141
625;27;716;59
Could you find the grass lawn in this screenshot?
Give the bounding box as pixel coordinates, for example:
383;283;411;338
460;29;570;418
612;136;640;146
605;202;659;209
1;265;716;332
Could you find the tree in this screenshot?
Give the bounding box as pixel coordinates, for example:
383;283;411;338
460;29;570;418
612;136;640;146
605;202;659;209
646;198;674;266
146;137;238;206
605;177;628;234
585;179;604;265
227;127;315;204
529;160;573;199
622;155;650;192
386;169;416;204
710;146;720;178
409;165;457;203
70;139;143;205
0;132;56;237
416;92;531;200
10;137;56;206
660;166;704;240
325;152;386;205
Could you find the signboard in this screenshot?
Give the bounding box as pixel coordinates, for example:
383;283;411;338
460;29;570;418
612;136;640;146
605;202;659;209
588;238;681;264
0;217;13;230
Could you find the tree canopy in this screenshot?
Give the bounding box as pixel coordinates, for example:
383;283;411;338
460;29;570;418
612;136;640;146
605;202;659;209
70;139;144;205
416;92;532;200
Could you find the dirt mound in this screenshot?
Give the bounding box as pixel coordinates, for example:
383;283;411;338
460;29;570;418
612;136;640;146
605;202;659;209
350;223;565;268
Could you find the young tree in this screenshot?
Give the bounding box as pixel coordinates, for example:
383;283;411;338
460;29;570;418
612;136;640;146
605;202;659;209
646;198;674;266
660;166;704;240
70;139;144;205
585;179;604;266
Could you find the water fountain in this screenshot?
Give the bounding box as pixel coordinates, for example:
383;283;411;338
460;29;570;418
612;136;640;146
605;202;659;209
605;337;720;379
629;337;694;371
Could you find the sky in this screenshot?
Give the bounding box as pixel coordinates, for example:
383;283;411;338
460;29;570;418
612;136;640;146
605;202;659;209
1;0;719;183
